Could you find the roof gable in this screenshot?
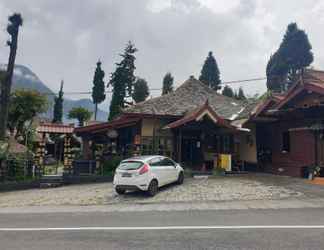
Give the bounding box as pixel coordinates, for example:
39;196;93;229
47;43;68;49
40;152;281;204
164;100;234;129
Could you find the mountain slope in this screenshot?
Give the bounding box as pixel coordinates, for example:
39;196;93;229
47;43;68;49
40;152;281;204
1;64;108;122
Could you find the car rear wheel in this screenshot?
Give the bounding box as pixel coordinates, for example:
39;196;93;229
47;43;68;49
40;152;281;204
115;188;126;195
176;172;184;185
147;180;158;197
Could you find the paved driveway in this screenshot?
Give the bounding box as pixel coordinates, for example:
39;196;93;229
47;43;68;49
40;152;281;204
0;174;316;208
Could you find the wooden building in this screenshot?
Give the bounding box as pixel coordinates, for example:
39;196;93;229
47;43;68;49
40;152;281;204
75;76;257;170
251;69;324;177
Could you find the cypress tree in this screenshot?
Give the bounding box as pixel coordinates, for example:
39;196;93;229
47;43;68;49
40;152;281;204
199;51;221;91
222;85;234;98
108;41;137;121
162;72;174;95
237;87;246;100
52;80;64;123
92;61;106;120
266;23;313;92
133;77;149;103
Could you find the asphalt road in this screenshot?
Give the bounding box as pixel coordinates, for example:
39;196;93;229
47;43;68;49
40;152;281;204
1;208;324;249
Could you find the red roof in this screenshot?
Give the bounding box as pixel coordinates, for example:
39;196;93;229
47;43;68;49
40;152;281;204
74;116;140;135
37;123;74;134
253;69;324;117
164;100;235;130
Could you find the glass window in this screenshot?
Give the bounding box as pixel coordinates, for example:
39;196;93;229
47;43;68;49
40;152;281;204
148;157;162;167
118;161;144;170
160;157;176;166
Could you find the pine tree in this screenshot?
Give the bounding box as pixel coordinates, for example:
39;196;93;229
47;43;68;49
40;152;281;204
133;77;149;103
108;41;137;121
266;23;313;92
237;87;246;100
0;13;23;141
199;51;221;91
162;72;174;95
52;81;64;123
92;61;106;120
222;85;234;98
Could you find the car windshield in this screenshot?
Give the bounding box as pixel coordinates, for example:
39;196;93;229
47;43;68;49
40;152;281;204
118;161;144;170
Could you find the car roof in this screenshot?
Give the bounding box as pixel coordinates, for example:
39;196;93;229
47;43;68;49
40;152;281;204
122;155;167;162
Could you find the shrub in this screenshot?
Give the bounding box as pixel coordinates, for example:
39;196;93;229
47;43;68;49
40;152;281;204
213;167;226;176
102;156;123;176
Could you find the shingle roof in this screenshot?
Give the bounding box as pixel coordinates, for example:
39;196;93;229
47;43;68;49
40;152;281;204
124;77;250;120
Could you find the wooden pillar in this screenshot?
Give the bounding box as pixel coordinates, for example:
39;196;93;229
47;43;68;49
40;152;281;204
178;128;182;163
82;136;91;160
63;135;72;174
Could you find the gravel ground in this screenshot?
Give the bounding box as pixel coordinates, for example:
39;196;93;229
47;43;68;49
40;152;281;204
0;174;305;207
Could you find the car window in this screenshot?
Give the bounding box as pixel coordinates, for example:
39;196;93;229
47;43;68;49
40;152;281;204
148;157;163;167
160;157;176;166
118;161;144;170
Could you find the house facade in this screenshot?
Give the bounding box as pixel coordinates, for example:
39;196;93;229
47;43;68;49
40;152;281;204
75;76;257;170
251;69;324;177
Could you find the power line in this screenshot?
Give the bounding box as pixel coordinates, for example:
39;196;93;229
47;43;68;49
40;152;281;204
41;76;268;96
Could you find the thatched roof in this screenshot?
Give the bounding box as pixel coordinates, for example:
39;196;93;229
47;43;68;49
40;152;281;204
124;77;251;120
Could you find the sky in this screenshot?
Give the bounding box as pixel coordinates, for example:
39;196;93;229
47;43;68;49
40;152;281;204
1;0;324;109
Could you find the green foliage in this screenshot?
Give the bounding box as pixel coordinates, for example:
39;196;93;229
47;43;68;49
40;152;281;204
102;156;123;176
68;107;92;126
52;81;64;123
213;167;226;176
92;61;106;120
266;23;313;92
199;51;221;91
108;41;137;121
162;72;174;95
8;89;48;138
132;77;149;103
222;85;234;98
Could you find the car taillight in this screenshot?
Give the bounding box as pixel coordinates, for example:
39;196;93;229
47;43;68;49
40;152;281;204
139;164;149;175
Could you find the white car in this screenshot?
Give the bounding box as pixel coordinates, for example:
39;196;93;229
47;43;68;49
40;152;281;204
113;155;184;196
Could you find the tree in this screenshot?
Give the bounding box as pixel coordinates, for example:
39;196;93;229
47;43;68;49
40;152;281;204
237;87;246;100
0;13;23;141
8;89;48;139
52;80;64;123
108;41;137;120
199;51;221;91
222;85;234;98
92;61;106;120
266;23;313;92
162;72;174;95
132;77;149;103
68;107;92;127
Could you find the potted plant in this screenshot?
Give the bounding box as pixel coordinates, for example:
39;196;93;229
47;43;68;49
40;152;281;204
307;165;321;180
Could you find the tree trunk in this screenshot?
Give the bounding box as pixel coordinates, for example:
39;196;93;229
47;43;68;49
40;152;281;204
0;31;19;140
94;103;98;121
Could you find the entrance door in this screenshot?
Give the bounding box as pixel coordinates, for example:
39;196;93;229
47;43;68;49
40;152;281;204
181;137;203;167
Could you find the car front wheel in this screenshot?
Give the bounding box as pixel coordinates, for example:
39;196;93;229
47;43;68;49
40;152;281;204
115;188;126;195
176;172;184;185
147;180;158;197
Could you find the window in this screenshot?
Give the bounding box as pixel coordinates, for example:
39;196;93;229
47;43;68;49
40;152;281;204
282;131;290;152
148;157;163;167
160;157;175;167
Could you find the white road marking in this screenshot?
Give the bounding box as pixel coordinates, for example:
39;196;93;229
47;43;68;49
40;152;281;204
1;225;324;231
